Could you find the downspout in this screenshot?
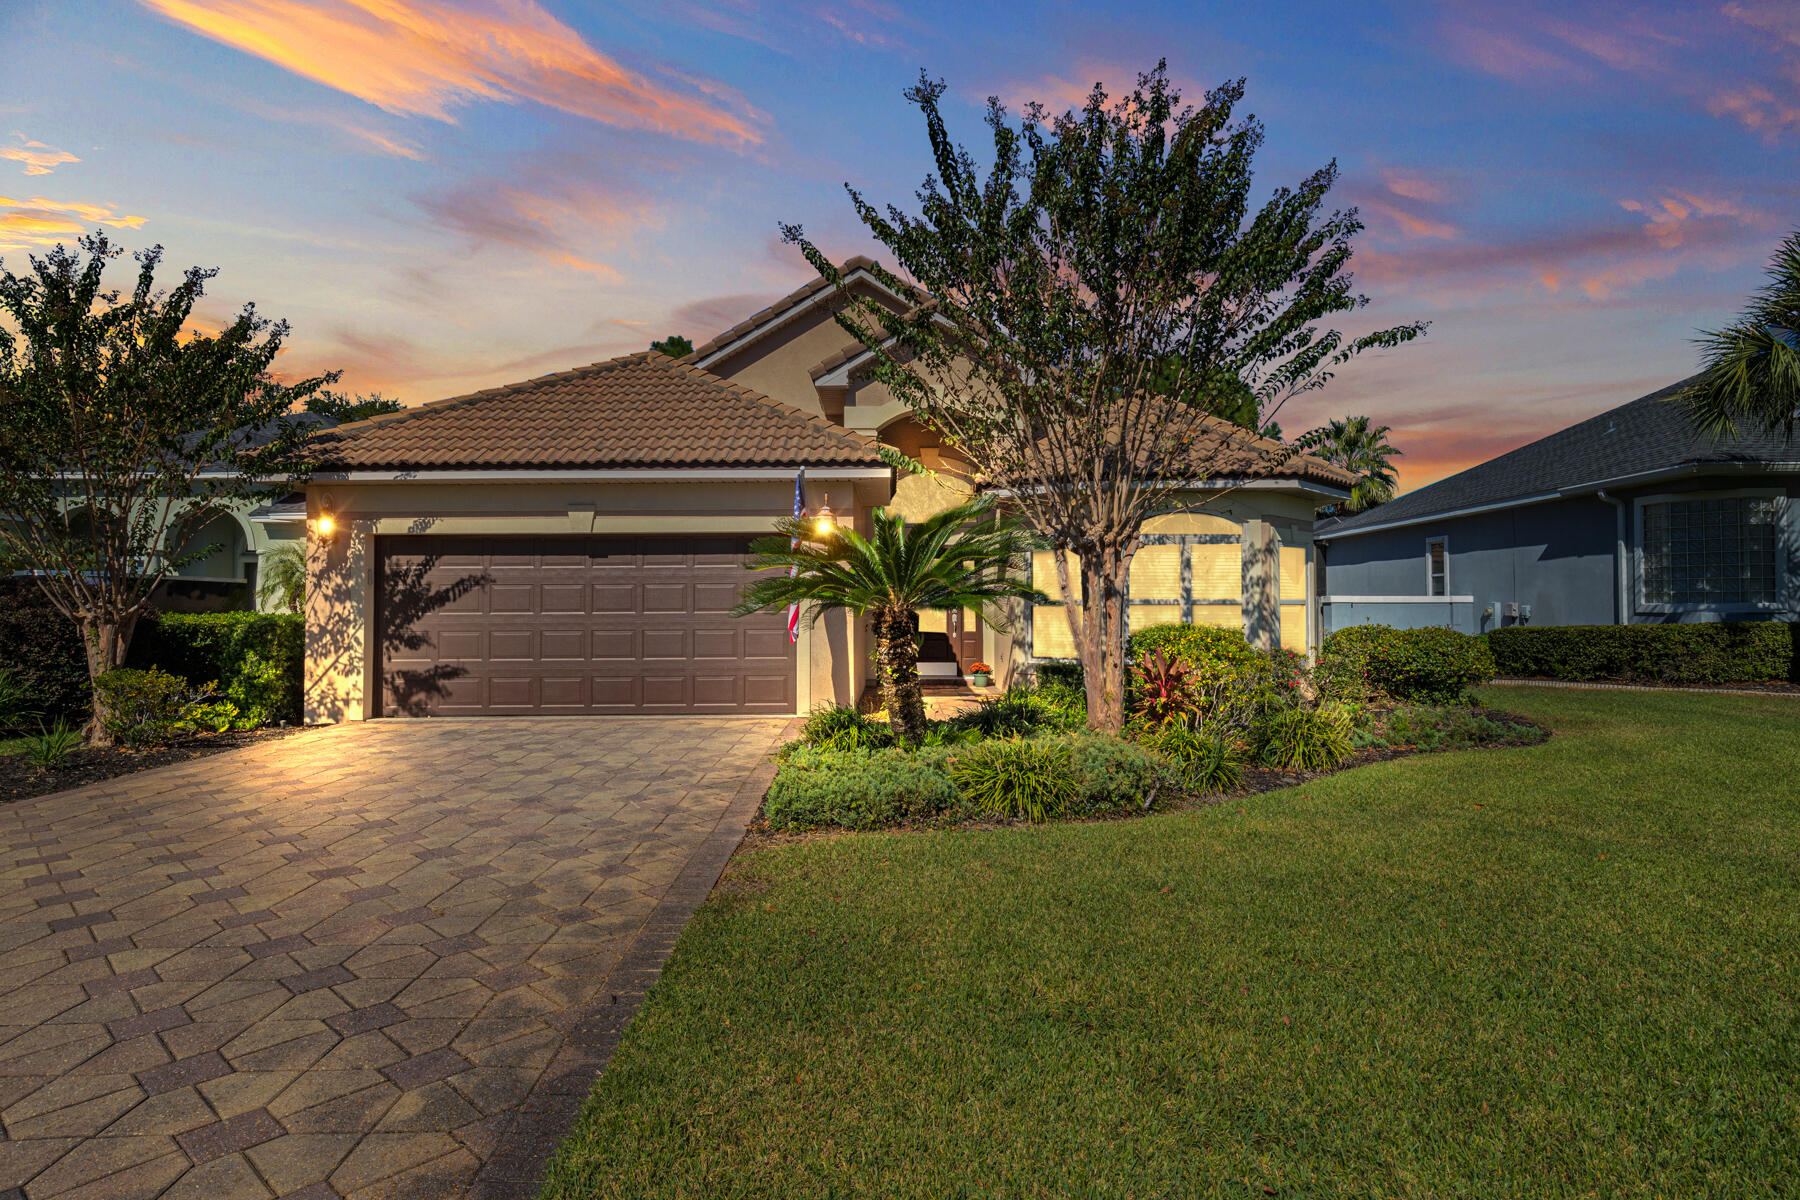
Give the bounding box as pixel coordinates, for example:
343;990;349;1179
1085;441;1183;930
1598;490;1627;624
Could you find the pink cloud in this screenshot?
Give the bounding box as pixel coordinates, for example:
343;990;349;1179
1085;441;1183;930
139;0;766;147
413;174;659;281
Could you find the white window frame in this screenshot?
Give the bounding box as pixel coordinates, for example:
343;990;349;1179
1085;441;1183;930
1632;488;1791;614
1425;536;1449;598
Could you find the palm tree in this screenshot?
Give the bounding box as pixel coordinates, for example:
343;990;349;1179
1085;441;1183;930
1681;230;1800;442
733;494;1045;743
1308;415;1403;513
257;542;306;613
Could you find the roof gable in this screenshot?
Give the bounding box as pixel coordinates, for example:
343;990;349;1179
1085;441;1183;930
687;258;912;368
311;352;885;471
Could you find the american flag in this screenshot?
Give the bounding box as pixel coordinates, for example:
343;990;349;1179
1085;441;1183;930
787;468;806;644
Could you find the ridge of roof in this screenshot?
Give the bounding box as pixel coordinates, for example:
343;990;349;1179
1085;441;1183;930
684;256;890;365
1321;375;1800;536
310;350;885;471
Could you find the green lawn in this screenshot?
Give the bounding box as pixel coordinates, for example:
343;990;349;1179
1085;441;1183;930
540;687;1800;1199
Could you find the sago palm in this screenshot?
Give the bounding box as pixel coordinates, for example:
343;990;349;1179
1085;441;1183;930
733;494;1044;743
257;542;306;613
1307;415;1402;514
1681;230;1800;441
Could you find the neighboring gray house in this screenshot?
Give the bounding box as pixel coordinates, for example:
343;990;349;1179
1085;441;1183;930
1317;379;1799;634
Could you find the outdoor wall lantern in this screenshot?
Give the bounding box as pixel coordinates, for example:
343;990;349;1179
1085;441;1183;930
313;494;339;543
813;494;836;538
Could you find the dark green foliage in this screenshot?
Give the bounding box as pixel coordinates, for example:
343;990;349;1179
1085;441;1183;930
0;666;38;732
791;703;895;753
947;739;1078;822
1127;624;1304;733
1026;677;1087;720
1486;621;1798;685
0;580;90;723
1065;734;1180;812
763;746;965;831
1140;724;1243;794
1033;661;1084;690
23;720;81;770
1318;625;1495;703
1251;703;1353;770
306;391;402;423
1127;624;1260;676
943;686;1082;739
93;667;213;749
1352;705;1546;753
1302;415;1402;514
650;334;694;358
129;612;304;727
1679;229;1800;440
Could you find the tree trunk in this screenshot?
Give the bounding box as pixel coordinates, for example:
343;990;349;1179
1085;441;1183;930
872;605;926;744
1074;543;1135;734
79;612;138;747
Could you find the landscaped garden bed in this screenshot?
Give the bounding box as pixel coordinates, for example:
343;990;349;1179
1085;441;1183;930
754;624;1542;837
0;725;308;804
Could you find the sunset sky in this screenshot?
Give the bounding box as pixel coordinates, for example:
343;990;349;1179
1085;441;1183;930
2;0;1795;492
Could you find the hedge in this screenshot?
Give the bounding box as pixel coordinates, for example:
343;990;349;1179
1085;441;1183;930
0;580;91;723
129;612;305;726
1318;624;1496;704
1486;621;1798;685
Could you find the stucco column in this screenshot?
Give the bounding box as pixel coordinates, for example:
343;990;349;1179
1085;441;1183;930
303;511;374;725
1241;519;1278;652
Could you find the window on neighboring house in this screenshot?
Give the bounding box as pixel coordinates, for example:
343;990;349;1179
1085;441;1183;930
1641;494;1781;607
1426;537;1447;597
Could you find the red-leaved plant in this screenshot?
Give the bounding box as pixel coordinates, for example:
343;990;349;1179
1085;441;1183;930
1128;650;1202;729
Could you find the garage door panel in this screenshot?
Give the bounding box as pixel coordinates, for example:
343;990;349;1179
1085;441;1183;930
377;534;793;715
592;584;637;613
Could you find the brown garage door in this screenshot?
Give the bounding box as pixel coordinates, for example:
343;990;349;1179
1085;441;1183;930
374;535;794;716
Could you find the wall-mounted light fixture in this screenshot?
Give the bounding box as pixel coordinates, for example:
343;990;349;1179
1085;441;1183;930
312;493;338;542
813;494;836;538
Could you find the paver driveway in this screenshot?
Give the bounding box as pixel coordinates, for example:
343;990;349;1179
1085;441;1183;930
0;717;789;1200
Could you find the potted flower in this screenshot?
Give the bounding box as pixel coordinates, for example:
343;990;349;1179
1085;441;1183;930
968;661;993;687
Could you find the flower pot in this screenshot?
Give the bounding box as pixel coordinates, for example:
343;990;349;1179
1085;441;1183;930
969;672;991;687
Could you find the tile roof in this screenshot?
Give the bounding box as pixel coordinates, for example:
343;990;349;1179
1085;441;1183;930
1320;377;1800;537
686;257;900;364
310;352;886;471
808;338;873;382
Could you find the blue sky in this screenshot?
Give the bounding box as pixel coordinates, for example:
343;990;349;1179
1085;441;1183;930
1;0;1794;489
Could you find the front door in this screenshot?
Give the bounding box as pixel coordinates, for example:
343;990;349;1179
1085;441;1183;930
945;608;983;672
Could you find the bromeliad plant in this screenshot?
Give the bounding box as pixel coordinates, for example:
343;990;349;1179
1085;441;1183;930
732;494;1045;744
1127;650;1201;729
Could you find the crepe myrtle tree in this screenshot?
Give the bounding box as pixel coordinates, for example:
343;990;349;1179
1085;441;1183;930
0;233;334;743
732;494;1044;744
783;63;1425;731
1681;229;1800;441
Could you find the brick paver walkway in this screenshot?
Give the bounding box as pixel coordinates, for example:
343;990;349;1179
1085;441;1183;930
0;717;788;1199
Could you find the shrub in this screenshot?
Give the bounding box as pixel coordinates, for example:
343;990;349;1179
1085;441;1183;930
22;720;81;771
764;745;964;830
1127;623;1260;678
944;686;1080;739
129;612;304;727
1066;734;1181;814
1033;661;1084;690
1318;625;1494;704
1140;724;1243;794
791;703;894;753
0;666;40;733
94;667;217;750
1252;703;1354;771
1128;650;1201;728
948;738;1078;822
0;580;90;724
1028;677;1087;720
1486;622;1798;685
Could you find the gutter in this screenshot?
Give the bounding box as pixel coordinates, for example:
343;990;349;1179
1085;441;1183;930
988;477;1353;500
1315;460;1800;541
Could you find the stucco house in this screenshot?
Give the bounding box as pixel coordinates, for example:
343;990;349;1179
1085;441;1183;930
301;262;1353;723
1317;379;1800;634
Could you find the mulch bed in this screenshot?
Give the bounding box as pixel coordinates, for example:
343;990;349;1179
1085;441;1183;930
1;726;310;804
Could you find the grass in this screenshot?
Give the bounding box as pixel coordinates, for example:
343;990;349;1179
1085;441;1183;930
0;736;27;757
539;687;1800;1199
